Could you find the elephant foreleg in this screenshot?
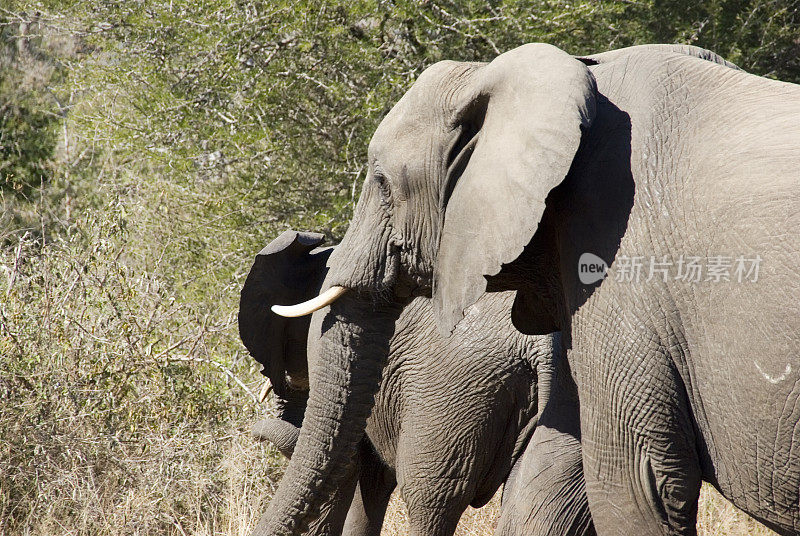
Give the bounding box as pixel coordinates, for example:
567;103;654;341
496;422;595;536
342;441;396;536
578;335;702;536
399;472;470;536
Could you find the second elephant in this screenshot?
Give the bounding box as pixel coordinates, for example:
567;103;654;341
239;230;594;536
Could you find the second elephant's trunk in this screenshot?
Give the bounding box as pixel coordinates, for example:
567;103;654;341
252;418;301;458
252;295;400;536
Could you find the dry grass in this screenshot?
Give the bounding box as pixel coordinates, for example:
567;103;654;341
0;218;281;536
696;485;779;536
380;484;779;536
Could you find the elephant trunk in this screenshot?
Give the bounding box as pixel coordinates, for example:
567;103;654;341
252;385;309;458
253;295;400;536
252;418;301;458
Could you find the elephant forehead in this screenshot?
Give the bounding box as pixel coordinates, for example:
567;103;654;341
412;59;483;106
369;60;483;157
369;105;431;157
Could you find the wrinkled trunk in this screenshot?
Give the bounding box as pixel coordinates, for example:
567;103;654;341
251;386;309;456
253;294;401;536
252;418;301;458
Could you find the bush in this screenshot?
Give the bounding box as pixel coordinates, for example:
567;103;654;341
0;208;286;535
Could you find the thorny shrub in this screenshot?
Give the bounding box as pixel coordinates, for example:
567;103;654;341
0;211;283;535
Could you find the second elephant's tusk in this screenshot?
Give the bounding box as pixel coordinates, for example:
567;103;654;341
271;286;348;318
258;380;273;403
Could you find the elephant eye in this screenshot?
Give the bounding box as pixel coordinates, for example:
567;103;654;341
373;171;392;203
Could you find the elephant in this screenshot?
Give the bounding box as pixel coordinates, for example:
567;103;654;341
239;229;594;536
256;42;800;536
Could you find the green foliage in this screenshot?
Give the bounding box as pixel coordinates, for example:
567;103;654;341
0;12;62;198
648;0;800;79
1;1;798;534
0;92;57;194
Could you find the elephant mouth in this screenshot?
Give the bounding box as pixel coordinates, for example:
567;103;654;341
285;373;309;391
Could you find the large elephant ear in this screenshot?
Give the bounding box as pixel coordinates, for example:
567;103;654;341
433;43;597;334
238;230;332;396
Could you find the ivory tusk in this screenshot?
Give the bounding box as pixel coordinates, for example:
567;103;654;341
271;286;347;318
259;380;273;403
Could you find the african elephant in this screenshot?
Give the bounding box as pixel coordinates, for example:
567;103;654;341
257;43;800;536
239;230;593;536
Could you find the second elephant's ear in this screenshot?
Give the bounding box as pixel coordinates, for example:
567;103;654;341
434;43;596;334
238;230;331;396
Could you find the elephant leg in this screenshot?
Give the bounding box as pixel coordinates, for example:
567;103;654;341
342;441;396;536
496;423;594;536
400;476;469;536
392;426;475;536
578;338;702;536
405;503;464;536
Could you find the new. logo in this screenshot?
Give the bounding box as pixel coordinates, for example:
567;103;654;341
578;253;608;285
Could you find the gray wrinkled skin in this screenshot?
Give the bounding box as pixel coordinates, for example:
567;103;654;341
258;43;800;536
240;233;594;536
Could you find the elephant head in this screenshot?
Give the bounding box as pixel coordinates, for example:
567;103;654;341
338;44;594;332
238;230;333;452
256;43;598;536
276;43;595;329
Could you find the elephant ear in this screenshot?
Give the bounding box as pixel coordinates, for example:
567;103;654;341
434;43;596;334
238;230;332;397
